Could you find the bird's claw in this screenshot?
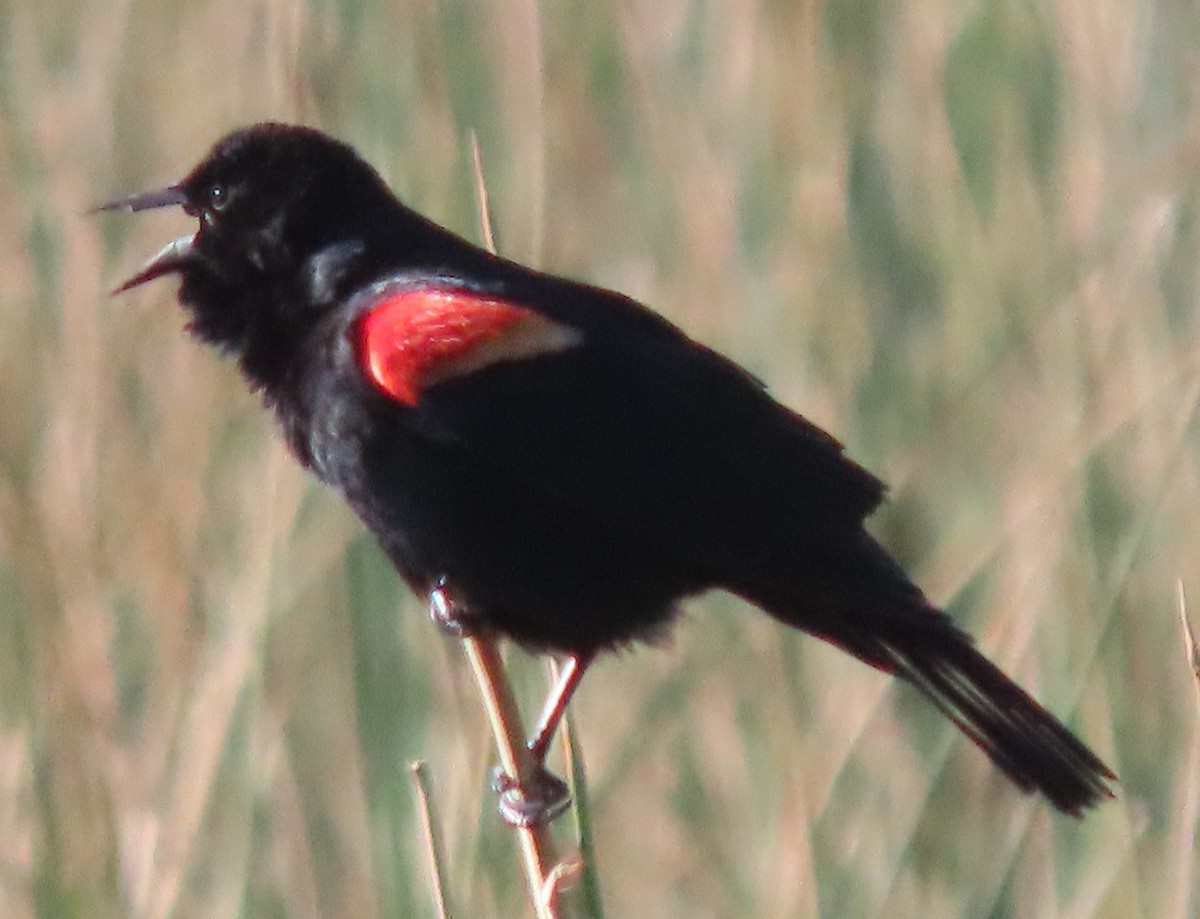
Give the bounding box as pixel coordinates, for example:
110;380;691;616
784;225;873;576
491;765;572;828
428;578;485;637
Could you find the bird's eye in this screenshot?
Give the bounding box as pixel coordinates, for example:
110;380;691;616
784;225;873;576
209;183;227;212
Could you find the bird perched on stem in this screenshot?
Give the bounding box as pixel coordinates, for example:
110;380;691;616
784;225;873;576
99;123;1115;825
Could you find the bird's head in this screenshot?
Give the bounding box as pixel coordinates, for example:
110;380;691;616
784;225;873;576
98;123;400;352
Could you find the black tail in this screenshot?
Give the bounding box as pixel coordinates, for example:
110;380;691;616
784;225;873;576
744;549;1116;814
868;611;1114;815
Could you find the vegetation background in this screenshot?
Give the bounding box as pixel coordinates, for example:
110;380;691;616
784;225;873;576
1;0;1196;916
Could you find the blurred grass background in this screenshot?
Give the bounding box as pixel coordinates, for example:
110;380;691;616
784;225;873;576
1;0;1197;915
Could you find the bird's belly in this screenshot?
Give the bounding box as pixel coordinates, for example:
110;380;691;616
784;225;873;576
339;426;704;653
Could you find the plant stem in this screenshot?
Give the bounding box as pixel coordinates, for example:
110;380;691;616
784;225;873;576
461;634;564;919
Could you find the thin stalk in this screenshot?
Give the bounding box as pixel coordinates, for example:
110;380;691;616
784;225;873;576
461;635;563;919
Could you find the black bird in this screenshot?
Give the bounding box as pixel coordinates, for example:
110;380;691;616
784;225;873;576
99;122;1115;824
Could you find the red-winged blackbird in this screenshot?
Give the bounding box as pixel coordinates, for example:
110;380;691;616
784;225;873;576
100;122;1114;824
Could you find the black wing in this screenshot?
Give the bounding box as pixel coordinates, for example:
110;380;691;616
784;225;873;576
387;271;887;590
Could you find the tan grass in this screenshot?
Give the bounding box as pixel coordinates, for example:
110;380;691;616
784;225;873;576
2;0;1195;915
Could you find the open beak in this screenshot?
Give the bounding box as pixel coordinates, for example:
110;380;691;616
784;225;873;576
94;184;189;214
109;235;197;294
95;185;197;294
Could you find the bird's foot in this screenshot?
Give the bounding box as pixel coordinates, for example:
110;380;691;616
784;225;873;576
428;577;485;637
491;765;572;828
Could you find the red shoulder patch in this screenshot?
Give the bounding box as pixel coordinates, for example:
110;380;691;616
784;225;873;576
356;288;582;406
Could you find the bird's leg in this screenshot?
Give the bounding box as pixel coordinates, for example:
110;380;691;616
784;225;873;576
528;652;594;764
492;652;594;827
430;575;591;828
428;577;486;637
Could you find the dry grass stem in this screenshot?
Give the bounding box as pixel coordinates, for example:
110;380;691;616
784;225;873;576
460;635;561;919
1177;581;1200;714
410;761;451;919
